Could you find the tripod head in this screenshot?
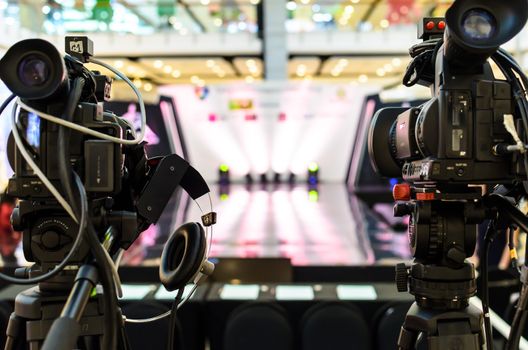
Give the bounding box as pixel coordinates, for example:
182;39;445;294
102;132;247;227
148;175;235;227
393;185;484;309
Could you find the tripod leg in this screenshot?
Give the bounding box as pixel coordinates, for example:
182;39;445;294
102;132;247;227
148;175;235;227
4;313;25;350
398;326;419;350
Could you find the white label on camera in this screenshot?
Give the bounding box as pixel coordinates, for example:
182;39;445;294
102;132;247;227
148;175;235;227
70;41;83;53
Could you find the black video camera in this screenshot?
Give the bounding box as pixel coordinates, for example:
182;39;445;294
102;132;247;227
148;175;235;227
0;37;161;270
369;0;528;186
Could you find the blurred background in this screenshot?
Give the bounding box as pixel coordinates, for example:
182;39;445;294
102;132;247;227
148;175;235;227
0;0;476;267
0;1;527;349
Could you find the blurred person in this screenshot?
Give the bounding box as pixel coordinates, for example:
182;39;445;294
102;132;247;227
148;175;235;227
0;194;21;266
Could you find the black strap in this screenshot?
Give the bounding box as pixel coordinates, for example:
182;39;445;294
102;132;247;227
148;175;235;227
180;163;210;200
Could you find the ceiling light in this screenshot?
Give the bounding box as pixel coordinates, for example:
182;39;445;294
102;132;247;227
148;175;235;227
126;66;137;74
331;70;341;77
376;68;386;77
206;60;215;68
358;74;368;83
250;0;260;4
245;76;255;83
114;60;124;69
392;58;402;67
214;18;223;26
200;0;210;5
246;59;256;66
153;60;164;69
344;5;354;14
380;19;389;28
191;76;201;84
384;64;393;72
286;1;297;10
313;13;333;22
300;0;310;5
351;0;360;3
133;78;142;88
144;83;153;92
163;65;173;74
172;70;181;78
296;65;307;77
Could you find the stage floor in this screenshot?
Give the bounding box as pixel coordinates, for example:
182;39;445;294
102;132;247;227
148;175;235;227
121;184;412;267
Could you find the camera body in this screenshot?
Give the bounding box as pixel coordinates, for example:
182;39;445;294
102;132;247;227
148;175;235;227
369;1;528;186
7;83;125;198
1;37;141;266
371;53;518;184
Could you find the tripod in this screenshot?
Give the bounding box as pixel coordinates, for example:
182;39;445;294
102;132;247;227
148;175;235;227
394;189;528;350
4;262;129;350
393;188;490;350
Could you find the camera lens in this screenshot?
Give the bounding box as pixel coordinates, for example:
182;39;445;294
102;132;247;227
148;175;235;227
461;9;496;41
17;55;50;87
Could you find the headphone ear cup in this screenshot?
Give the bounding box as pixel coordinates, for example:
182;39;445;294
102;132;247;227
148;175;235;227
159;222;206;292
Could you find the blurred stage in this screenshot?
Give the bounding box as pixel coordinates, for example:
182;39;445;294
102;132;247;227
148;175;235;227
122;184;411;267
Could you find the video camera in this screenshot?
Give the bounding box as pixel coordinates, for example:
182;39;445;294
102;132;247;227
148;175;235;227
0;36;214;350
0;37;152;272
369;0;528;185
368;1;528;349
0;37;194;272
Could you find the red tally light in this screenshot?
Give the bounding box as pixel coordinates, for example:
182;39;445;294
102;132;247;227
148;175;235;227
437;21;446;30
278;112;287;122
245;114;257;121
393;184;411;201
425;21;435;30
208;114;218;122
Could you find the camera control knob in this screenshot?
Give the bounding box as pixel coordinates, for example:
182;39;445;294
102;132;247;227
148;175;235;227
447;246;466;265
10;207;22;231
395;263;409;293
394;203;413;217
41;231;61;250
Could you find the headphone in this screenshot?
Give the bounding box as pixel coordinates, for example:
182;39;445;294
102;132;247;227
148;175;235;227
159;211;216;294
157;154;216;295
125;155;215;346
